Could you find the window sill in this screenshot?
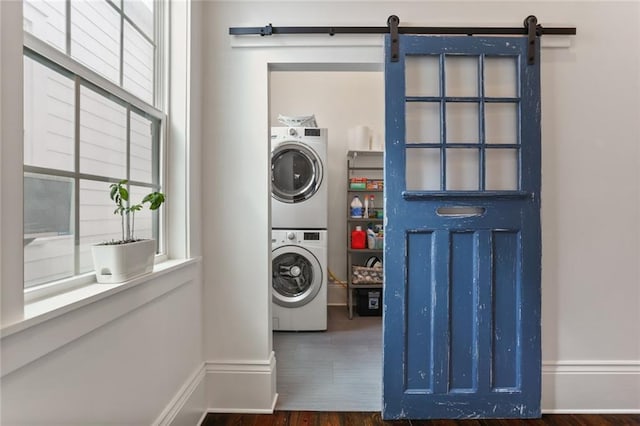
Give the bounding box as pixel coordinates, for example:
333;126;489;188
1;257;201;377
2;257;200;338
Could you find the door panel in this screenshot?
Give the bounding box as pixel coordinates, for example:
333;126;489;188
383;35;541;419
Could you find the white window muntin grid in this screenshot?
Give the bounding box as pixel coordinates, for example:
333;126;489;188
23;48;164;291
25;0;159;107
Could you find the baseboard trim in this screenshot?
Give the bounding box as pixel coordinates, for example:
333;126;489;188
205;353;276;372
156;359;639;419
543;360;640;373
196;410;208;426
542;360;640;412
205;352;278;413
543;409;640;414
153;363;206;426
205;392;278;415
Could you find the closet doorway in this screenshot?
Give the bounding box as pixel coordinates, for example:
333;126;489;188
269;64;384;411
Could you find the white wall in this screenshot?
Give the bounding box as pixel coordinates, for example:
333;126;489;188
1;265;204;425
270;70;384;305
203;0;640;413
1;1;206;424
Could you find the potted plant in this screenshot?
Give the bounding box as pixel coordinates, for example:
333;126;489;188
91;179;165;283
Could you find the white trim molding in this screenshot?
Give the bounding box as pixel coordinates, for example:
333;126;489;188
543;360;640;374
1;259;200;377
205;352;278;414
0;0;25;326
542;360;640;413
230;34;571;49
154;363;207;426
24;33;164;120
156;358;640;419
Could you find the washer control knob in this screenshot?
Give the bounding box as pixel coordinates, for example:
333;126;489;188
287;232;296;241
288;128;297;137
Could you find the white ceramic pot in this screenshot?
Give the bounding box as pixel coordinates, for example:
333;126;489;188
91;239;156;283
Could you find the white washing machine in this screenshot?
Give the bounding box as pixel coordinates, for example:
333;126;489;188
271;127;328;229
272;229;327;331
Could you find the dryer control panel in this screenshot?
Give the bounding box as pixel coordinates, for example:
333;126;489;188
304;232;320;241
272;230;326;246
304;128;321;137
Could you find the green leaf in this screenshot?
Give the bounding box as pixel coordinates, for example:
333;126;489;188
143;192;165;210
119;187;129;201
110;184;118;200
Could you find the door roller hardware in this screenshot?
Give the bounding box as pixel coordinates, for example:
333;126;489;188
229;15;576;65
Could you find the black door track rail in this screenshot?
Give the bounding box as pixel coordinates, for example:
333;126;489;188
229;15;576;65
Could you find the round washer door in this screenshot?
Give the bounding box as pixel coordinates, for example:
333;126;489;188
272;245;323;308
271;142;323;204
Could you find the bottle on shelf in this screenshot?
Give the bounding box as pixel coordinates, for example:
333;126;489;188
350;195;363;218
364;196;369;218
351;226;366;249
368;195;376;218
367;228;376;249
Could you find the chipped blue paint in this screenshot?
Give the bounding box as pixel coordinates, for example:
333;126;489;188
382;34;541;420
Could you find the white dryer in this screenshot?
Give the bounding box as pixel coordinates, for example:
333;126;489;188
271;127;327;229
272;229;327;331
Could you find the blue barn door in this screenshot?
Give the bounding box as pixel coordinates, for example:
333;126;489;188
382;35;541;419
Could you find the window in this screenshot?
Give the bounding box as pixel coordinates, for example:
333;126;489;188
24;0;157;104
404;54;520;192
23;0;164;290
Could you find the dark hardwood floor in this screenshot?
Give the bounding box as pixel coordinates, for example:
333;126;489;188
202;412;640;426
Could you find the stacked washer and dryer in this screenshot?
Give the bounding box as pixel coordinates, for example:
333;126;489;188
271;127;328;331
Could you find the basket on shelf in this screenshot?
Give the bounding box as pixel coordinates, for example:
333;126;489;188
351;265;383;285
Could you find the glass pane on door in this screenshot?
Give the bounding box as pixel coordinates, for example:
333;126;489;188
445;56;478;97
406;148;440;191
446;148;479;190
446;103;479;143
485;148;518;190
484;56;518;98
485;103;518;144
406;102;440;144
405;55;440;97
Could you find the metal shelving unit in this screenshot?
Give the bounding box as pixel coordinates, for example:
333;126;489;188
346;150;384;319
